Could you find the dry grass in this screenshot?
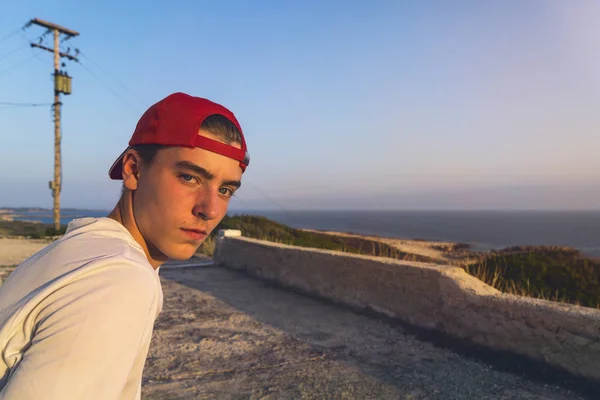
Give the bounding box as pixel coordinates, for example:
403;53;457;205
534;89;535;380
216;215;436;263
456;249;600;309
196;235;216;257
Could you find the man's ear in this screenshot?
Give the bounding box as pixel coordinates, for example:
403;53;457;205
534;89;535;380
121;151;141;191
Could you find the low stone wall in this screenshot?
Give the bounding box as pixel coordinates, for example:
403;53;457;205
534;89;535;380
214;235;600;381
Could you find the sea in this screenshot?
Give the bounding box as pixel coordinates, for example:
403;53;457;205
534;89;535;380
10;209;600;257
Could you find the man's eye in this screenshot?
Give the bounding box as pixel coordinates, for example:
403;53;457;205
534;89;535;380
219;187;234;197
180;174;196;183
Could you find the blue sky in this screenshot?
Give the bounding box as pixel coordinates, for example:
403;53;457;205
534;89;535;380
1;1;599;211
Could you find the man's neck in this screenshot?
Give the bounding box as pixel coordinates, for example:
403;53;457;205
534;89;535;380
107;194;166;270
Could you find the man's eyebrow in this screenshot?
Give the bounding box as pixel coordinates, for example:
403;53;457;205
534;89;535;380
175;160;241;189
223;180;242;189
176;161;214;180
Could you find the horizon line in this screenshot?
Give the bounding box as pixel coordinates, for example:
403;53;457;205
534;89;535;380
3;207;600;213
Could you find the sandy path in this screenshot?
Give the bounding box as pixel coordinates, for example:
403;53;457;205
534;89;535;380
0;238;52;267
143;266;590;399
302;229;466;262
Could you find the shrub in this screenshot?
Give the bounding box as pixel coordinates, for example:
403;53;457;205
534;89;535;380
215;215;435;262
459;248;600;308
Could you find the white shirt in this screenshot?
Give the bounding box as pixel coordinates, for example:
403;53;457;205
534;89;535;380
0;217;163;399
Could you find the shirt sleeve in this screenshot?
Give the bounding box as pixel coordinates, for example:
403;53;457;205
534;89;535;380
0;263;160;400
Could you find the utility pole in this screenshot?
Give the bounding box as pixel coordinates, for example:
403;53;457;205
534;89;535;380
26;18;79;232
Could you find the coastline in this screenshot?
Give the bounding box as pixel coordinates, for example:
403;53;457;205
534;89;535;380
300;228;474;263
299;228;599;268
0;210;14;222
0;208;93;226
0;213;41;224
2;209;597;258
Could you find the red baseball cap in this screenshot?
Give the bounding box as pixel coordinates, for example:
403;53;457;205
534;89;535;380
109;92;249;180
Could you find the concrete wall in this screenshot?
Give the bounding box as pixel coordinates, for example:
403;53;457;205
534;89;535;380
214;235;600;381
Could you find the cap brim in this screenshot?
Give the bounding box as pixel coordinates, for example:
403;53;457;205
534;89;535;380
108;147;130;180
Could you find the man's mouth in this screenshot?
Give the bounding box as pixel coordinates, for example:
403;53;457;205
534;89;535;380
180;228;208;241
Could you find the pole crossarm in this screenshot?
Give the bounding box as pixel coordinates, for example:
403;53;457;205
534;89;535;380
30;43;79;62
28;18;79;37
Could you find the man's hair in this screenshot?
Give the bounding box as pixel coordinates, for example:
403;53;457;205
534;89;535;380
132;114;242;166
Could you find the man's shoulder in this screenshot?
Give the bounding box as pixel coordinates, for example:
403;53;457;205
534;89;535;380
62;217;141;249
7;218;154;293
54;217;148;264
0;221;161;328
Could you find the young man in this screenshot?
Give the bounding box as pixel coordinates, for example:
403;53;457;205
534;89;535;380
0;92;250;399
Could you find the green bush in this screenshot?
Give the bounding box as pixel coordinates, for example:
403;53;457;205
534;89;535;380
215;214;435;262
44;227;67;236
0;220;67;238
461;247;600;308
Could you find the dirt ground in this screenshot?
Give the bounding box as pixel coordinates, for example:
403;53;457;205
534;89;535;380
0;238;52;267
144;265;591;400
1;238;595;399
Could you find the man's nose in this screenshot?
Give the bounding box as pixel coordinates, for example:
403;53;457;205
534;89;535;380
192;189;220;221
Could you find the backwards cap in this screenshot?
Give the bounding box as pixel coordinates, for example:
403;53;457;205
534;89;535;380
109;92;249;180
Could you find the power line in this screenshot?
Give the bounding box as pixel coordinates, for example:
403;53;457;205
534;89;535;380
0;28;21;45
246;182;291;215
0;101;52;106
0;52;40;77
0;101;52;111
0;43;28;63
28;45;48;66
19;31;48;66
0;105;51;111
77;61;141;114
78;51;147;107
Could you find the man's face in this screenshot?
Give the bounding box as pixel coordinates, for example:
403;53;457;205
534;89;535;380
132;130;242;261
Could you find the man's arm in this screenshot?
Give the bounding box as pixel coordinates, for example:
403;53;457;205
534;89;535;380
0;264;160;400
